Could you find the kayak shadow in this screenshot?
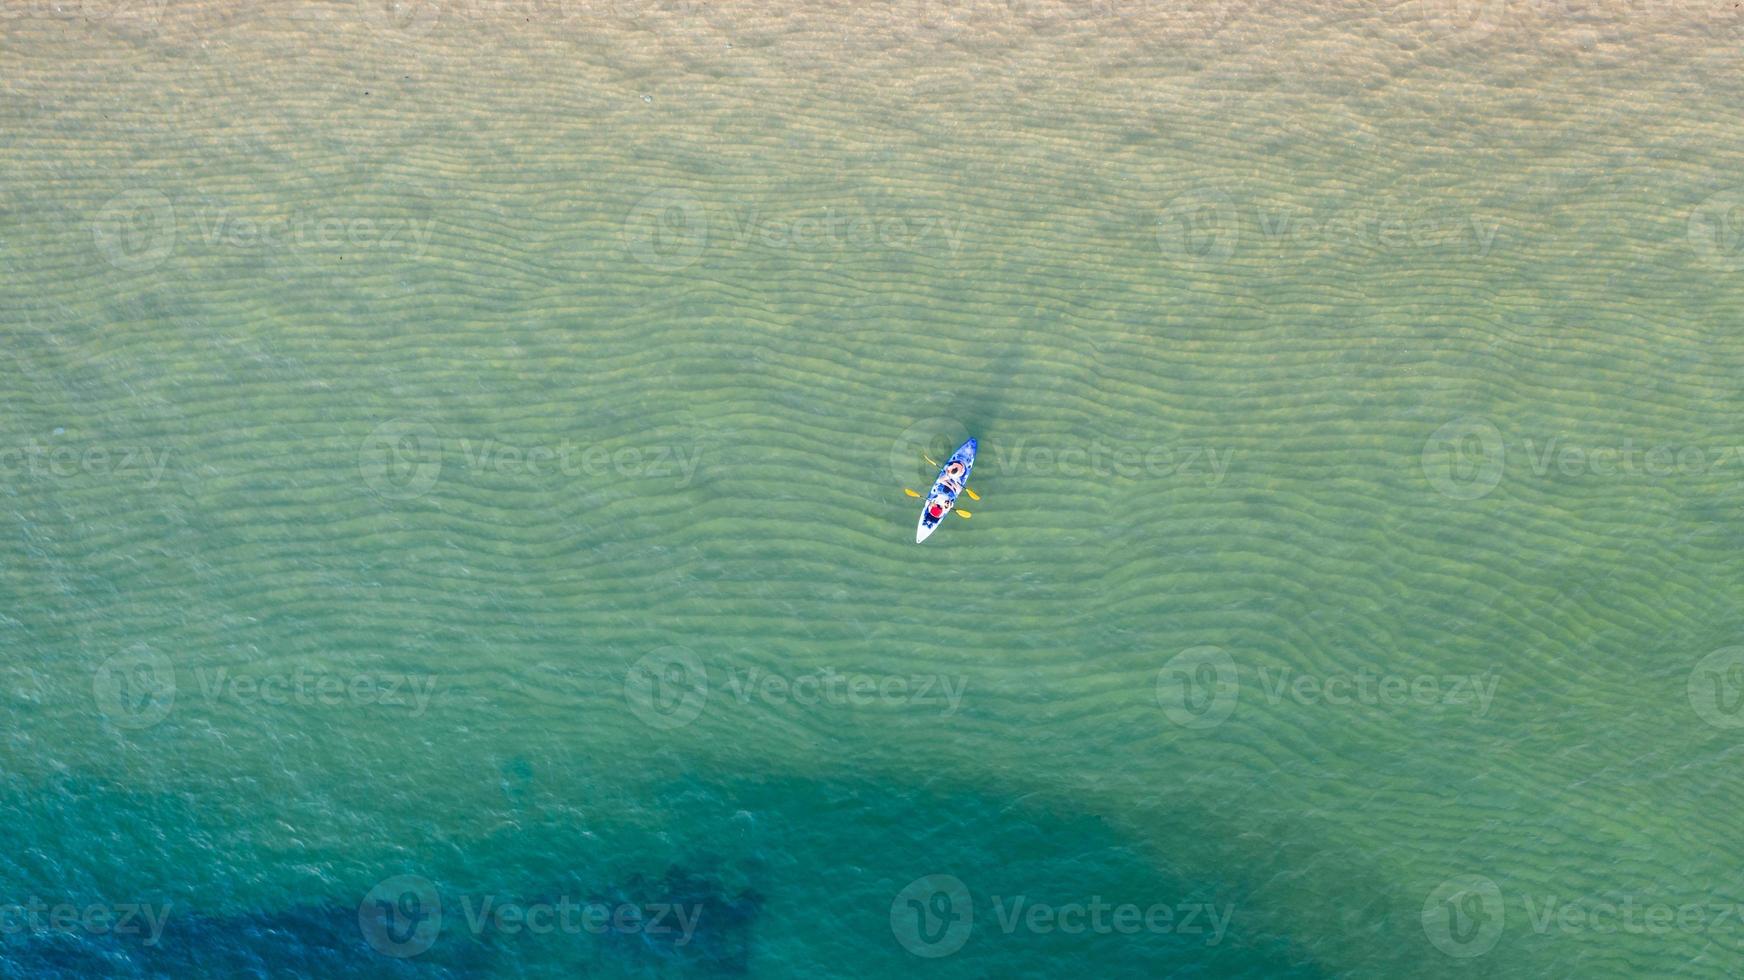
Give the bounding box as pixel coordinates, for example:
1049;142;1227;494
954;340;1027;476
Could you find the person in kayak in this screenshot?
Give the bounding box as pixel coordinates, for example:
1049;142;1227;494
939;461;966;494
928;499;948;520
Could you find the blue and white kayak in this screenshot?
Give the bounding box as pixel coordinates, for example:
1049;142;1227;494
916;437;976;543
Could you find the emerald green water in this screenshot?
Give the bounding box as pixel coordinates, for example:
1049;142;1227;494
4;3;1744;976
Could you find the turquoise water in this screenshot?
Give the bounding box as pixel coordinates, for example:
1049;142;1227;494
4;2;1744;976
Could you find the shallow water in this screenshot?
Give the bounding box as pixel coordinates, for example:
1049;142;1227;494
3;2;1744;976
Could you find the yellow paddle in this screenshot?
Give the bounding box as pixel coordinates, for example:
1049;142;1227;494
904;488;921;498
956;510;971;518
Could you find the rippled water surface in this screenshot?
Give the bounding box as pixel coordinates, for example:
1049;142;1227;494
4;2;1744;977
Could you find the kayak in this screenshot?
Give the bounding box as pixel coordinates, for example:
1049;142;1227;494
916;437;976;543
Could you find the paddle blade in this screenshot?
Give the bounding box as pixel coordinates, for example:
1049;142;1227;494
964;487;980;501
956;509;971;518
904;488;921;498
923;453;940;467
